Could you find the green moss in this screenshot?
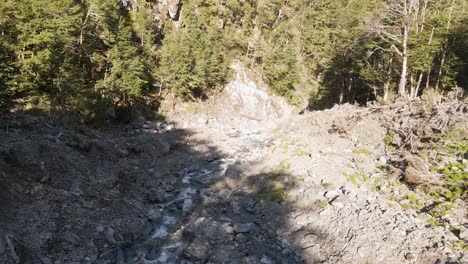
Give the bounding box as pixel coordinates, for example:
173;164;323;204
375;163;387;171
428;203;454;219
341;172;370;186
371;178;383;192
354;157;366;164
448;240;468;252
352;148;372;156
317;200;328;209
384;133;394;150
450;226;461;237
407;194;417;205
184;103;200;114
429;166;439;173
279;160;291;171
256;185;288;203
440;129;468;159
321;182;331;188
294;149;311;157
427;218;441;227
431;162;467;201
401;203;411;210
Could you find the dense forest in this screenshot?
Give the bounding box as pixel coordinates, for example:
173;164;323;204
0;0;466;117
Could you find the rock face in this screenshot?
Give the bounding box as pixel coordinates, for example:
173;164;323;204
163;0;182;19
225;61;292;121
119;0;182;28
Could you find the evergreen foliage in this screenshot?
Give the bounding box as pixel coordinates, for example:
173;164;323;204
0;0;466;116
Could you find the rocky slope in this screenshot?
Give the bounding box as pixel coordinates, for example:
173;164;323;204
0;89;467;263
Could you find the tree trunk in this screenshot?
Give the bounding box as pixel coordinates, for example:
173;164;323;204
339;79;345;104
435;0;455;92
414;72;423;98
425;66;431;89
383;56;393;101
398;25;409;97
435;44;447;92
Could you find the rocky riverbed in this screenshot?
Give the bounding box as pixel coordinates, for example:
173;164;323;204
0;96;467;263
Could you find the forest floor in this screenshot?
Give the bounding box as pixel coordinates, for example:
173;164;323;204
0;93;467;264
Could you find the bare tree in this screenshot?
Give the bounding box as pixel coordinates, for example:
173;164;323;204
371;0;421;98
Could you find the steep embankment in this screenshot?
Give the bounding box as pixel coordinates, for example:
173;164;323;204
0;82;467;263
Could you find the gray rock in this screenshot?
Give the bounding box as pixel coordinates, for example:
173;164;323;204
147;209;162;222
185;239;209;260
330;195;347;208
324;190;340;199
145;250;159;261
223;223;234;234
235;233;248;244
234;223;255;233
96;225;105;233
379;156;388;164
260;255;273;264
105;227;117;244
357;246;371;258
157;138;171;154
459;229;468;241
80;257;92;264
64;232;81;246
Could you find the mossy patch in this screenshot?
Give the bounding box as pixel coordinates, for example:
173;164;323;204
448;240;468;252
256;185;288;203
352;148;372;156
384;133;394;150
341;171;369;186
427;218;441;227
294;149;311;157
317;200;328;209
279;160;291;171
184;103;200;114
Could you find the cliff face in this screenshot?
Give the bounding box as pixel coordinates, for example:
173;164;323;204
119;0;182;27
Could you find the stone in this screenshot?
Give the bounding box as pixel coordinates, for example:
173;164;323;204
357;246;371;258
234;223;255;233
151;226;168;239
224;62;292;121
185;239;209;260
324;190;340;199
260;255;273;264
157;138;171;154
223;223;234;234
235;233;248;244
405;253;416;261
379;156;388;164
145;250;159;261
105;227;117;244
459;229;468;241
64;232;81;246
147;209;162;222
80;257;92;264
96;225;105;233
